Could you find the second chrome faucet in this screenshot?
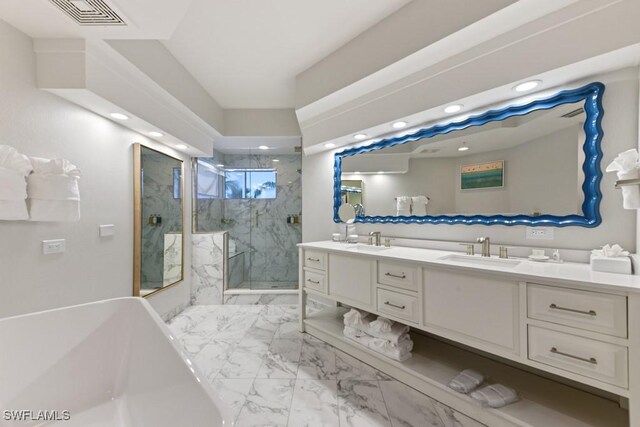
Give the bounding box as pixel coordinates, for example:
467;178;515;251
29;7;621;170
477;236;491;257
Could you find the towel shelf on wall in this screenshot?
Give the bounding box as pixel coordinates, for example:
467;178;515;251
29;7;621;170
614;178;640;189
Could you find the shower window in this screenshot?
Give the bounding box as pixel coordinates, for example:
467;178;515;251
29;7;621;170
195;159;223;199
225;169;276;199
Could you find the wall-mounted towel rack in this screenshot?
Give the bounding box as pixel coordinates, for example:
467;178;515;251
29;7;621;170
615;178;640;189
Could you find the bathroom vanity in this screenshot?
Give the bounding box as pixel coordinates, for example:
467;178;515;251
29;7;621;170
298;241;640;427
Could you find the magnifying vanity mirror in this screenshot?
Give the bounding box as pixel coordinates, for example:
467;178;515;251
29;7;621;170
333;82;605;227
338;203;357;223
133;144;185;297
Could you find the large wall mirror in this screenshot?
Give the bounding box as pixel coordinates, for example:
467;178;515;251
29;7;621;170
134;144;184;297
334;82;604;227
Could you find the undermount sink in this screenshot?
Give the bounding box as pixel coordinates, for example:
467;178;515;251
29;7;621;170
345;243;391;252
438;254;521;268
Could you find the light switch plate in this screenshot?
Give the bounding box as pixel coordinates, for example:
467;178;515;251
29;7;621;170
99;224;115;237
42;239;65;254
526;227;554;240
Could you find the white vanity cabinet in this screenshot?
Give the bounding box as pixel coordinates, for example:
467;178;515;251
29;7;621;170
299;242;640;427
423;268;520;355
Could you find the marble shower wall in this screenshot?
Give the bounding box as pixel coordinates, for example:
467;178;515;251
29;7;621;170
194;153;302;287
192;232;226;305
224;154;301;285
140;148;183;289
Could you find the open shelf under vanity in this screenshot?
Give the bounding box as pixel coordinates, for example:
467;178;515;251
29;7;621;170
304;305;628;427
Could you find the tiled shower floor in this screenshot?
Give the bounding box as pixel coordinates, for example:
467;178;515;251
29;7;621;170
168;304;483;427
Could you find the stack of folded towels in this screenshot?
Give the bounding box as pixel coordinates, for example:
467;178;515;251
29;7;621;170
343;308;413;361
0;145;32;220
28;157;81;222
0;145;81;222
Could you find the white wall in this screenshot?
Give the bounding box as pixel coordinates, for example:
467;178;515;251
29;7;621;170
303;70;638;252
0;19;191;319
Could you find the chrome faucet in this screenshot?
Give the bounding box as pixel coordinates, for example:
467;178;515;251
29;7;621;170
477;237;491;257
369;231;382;246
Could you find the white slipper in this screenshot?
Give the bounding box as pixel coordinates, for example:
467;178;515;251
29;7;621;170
470;384;519;408
447;369;485;394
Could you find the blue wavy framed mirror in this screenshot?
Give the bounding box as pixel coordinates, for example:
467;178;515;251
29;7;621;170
333;82;604;227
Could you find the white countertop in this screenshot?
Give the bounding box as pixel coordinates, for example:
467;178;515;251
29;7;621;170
299;241;640;293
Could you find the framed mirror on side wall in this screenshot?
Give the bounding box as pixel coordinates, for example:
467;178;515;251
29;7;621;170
133;144;185;298
333;82;605;227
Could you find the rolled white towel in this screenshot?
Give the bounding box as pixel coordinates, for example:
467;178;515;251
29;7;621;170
0;145;32;176
411;196;429;216
28;174;80;201
0;200;29;221
0;167;29;221
448;369;485;394
343;308;374;328
370;317;393;333
30;157;80;176
396;196;411;216
344;326;411;361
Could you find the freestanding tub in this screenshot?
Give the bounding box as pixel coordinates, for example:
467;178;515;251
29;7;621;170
0;297;232;426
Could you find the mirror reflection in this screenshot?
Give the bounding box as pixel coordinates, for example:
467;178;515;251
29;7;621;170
341;101;586;217
134;145;184;297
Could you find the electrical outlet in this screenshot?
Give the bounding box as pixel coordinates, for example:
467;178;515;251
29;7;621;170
526;227;554;240
99;224;115;237
42;239;66;254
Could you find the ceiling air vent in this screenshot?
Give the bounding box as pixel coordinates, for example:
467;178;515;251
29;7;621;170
561;108;584;118
49;0;126;26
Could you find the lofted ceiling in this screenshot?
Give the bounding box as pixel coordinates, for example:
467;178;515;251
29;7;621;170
1;0;639;156
163;0;412;109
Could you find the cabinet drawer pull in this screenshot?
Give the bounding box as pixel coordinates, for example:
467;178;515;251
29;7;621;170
307;279;320;284
549;303;596;316
550;347;597;365
385;272;406;279
307;257;320;262
384;301;406;310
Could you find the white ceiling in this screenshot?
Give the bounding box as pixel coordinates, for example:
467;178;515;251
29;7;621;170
163;0;411;109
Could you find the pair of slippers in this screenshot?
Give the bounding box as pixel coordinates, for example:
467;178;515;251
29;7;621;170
448;369;519;408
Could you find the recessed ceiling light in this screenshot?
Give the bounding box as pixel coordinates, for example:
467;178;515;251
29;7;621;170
110;113;128;120
354;134;367;140
272;159;280;162
378;171;384;174
354;171;361;174
444;104;463;114
149;131;163;137
175;144;188;150
258;145;269;150
458;142;469;152
514;80;541;92
324;142;336;148
392;121;407;129
216;164;224;168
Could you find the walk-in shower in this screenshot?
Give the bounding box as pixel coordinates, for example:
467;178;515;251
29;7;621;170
193;141;301;292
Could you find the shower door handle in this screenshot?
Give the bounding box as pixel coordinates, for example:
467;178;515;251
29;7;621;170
254;210;260;227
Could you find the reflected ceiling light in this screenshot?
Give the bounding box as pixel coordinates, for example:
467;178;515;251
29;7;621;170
458;142;469;152
175;144;188;149
272;159;280;162
354;171;361;174
444;104;463;114
149;131;163;137
513;80;541;92
392;121;407;129
110;112;128;120
354;133;367;140
258;145;269;150
324;142;336;148
216;164;224;168
378;171;384;174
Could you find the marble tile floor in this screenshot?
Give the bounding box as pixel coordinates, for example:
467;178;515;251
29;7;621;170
168;304;484;427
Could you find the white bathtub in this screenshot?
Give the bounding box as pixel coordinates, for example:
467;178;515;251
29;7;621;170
0;297;232;426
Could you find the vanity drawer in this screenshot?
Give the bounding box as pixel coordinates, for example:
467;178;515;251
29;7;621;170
377;261;417;292
304;250;327;271
304;270;326;294
527;284;627;338
528;326;628;388
377;288;419;323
